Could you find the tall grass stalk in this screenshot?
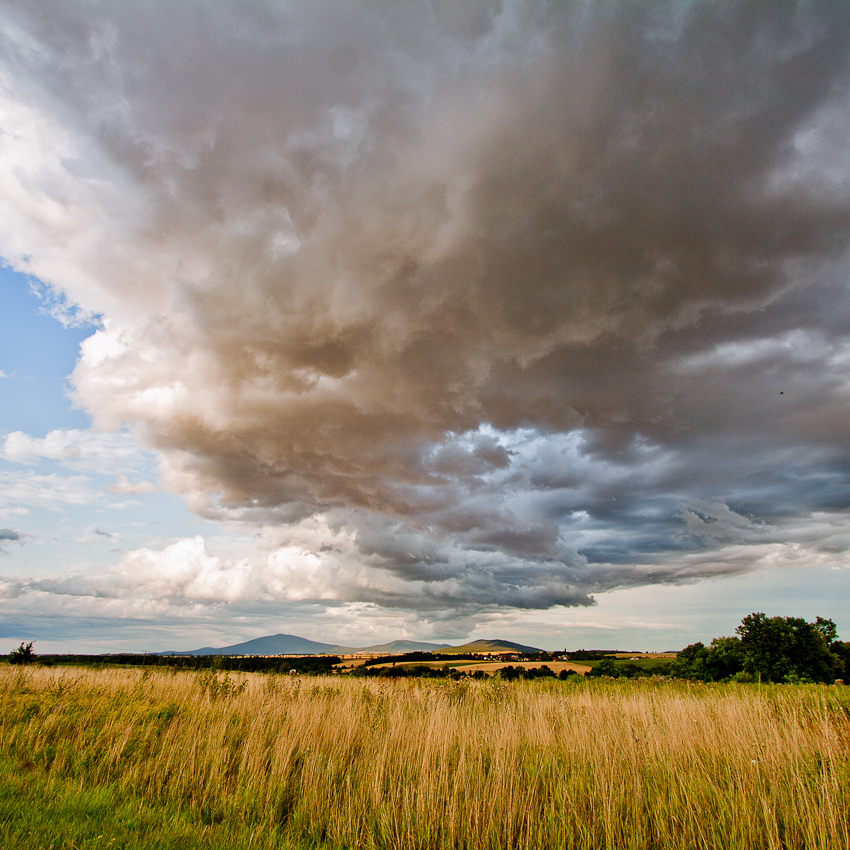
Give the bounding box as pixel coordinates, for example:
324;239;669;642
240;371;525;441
2;666;849;849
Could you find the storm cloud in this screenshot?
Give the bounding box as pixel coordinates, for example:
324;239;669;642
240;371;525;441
2;1;850;620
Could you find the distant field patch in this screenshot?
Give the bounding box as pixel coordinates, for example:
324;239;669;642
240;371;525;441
364;660;592;675
452;660;590;674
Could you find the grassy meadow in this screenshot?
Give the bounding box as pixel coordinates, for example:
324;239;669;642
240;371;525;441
1;665;849;850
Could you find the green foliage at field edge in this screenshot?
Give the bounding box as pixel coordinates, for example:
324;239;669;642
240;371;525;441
0;752;329;850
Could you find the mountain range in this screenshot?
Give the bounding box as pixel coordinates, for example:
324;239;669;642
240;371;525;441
161;633;541;656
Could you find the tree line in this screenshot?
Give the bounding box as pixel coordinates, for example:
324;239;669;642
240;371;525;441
670;613;848;683
6;646;340;675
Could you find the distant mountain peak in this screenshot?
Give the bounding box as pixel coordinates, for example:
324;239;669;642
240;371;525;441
435;638;542;655
161;633;453;656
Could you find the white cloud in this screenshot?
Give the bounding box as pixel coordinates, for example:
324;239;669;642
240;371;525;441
0;470;101;511
105;473;157;495
1;428;155;475
0;65;167;323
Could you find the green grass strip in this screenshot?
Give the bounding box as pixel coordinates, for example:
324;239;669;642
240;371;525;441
0;756;311;850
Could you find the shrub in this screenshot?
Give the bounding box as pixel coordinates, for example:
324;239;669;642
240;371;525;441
8;641;36;666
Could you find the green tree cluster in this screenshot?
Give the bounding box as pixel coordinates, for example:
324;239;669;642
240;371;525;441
672;613;847;683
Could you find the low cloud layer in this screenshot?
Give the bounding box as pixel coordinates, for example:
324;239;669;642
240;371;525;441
3;508;849;641
2;2;850;624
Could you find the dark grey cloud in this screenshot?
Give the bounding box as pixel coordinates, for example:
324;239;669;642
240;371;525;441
2;1;850;618
0;529;32;552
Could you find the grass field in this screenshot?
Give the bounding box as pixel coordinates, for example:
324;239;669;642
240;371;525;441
584;656;676;673
1;664;849;849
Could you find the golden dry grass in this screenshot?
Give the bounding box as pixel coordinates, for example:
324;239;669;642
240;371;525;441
2;665;849;849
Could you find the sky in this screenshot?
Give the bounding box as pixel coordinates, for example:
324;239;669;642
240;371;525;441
1;1;849;654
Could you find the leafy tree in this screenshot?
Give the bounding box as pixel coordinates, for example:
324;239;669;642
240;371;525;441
671;642;708;680
815;616;838;645
671;638;744;681
736;613;836;683
702;636;745;681
830;641;850;680
9;641;36;665
587;658;622;678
